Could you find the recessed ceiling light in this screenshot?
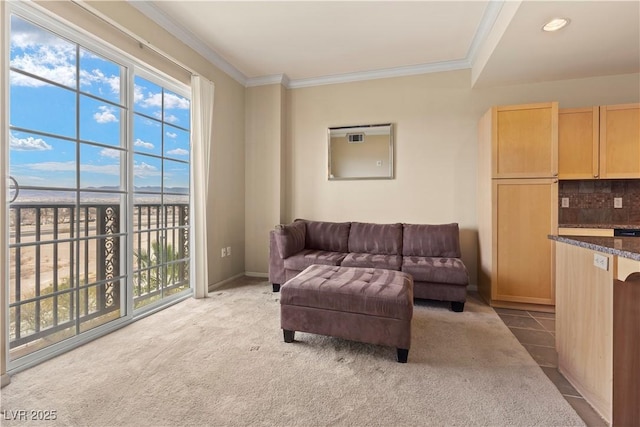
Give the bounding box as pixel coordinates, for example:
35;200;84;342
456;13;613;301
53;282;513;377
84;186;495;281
542;18;570;32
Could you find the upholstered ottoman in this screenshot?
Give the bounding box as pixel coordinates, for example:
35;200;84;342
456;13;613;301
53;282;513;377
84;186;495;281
280;265;413;363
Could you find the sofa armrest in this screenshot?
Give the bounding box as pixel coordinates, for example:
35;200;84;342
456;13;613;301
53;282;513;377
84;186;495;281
274;221;306;258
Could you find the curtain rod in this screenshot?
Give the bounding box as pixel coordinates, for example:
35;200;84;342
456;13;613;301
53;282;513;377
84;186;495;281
69;0;196;76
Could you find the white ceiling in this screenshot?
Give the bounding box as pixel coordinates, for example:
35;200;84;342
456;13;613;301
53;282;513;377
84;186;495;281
129;0;640;89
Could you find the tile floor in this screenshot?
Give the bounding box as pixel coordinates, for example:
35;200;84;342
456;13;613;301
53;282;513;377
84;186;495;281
494;307;608;427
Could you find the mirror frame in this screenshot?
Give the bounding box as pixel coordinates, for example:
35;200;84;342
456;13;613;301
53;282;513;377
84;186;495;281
327;123;394;180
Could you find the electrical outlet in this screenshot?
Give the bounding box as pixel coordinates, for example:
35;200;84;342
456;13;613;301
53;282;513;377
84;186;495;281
593;253;609;271
221;248;226;257
614;197;623;209
226;246;231;256
561;197;569;208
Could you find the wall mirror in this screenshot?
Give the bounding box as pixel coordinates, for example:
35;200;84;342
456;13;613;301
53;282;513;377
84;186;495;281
328;123;394;180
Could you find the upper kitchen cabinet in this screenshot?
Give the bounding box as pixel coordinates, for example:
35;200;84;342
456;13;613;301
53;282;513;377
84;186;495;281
559;103;640;179
600;103;640;179
558;107;599;179
493;102;558;178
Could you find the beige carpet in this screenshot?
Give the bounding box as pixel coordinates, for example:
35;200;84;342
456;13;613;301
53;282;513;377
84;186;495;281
1;278;584;426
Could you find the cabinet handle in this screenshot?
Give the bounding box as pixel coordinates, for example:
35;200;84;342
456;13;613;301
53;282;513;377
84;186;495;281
594;174;599;178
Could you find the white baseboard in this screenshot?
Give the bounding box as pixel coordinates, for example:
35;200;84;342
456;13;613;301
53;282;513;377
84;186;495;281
207;273;245;292
245;271;268;278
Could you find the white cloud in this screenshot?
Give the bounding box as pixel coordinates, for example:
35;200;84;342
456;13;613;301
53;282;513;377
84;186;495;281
94;106;118;124
100;148;121;159
166;131;177;139
134;86;189;111
24;161;119;176
11;27;120;95
80;68;120;95
164;93;190;110
134;84;145;104
10;134;53;151
167;148;189;156
134;138;155;150
10;53;76;88
10;22;77;88
164;114;179;124
134;162;161;177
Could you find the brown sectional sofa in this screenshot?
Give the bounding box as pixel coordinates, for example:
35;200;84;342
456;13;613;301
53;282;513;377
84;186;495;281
269;219;470;312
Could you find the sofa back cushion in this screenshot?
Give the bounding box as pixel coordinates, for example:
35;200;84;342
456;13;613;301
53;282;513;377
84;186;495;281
301;220;351;253
402;223;461;258
348;222;403;255
274;221;306;258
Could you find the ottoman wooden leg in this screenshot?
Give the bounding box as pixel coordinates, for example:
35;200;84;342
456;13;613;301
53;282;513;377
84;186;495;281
272;283;281;292
396;348;409;363
283;329;295;343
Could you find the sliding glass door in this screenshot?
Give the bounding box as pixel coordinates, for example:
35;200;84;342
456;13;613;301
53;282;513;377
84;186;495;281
5;6;192;368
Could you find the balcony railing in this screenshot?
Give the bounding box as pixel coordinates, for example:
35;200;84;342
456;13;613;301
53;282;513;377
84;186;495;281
8;202;189;356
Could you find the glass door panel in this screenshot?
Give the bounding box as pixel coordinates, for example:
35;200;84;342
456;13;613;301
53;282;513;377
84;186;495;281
132;76;190;311
7;14;127;362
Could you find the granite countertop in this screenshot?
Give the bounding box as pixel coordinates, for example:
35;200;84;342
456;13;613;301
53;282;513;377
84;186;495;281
549;235;640;261
558;224;640;230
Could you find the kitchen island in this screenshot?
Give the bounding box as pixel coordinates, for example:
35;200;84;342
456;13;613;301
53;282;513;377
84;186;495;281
550;235;640;426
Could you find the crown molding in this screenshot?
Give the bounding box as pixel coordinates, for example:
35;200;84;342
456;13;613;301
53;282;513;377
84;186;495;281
287;59;471;89
126;0;248;86
130;0;504;89
246;74;290;87
466;0;504;65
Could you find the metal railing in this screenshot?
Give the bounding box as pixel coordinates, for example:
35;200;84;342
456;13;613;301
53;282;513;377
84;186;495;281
8;202;189;352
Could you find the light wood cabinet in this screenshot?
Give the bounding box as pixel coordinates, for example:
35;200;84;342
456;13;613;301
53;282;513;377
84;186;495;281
600;103;640;179
558;103;640;179
494;179;557;305
493;102;558;178
478;103;558;310
558;107;599;179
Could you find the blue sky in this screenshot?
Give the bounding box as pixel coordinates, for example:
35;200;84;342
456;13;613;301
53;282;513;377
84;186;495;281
8;15;191;195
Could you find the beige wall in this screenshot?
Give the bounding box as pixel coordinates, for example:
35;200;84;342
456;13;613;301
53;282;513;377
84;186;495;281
245;70;639;283
245;84;285;275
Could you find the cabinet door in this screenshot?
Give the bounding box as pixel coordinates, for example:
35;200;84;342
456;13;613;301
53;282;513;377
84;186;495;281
493;103;558;178
494;179;557;305
600;103;640;179
558;107;599;179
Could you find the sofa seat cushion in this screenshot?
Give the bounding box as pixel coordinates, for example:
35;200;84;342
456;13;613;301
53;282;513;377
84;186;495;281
281;265;413;320
402;256;468;286
341;253;402;270
283;250;347;272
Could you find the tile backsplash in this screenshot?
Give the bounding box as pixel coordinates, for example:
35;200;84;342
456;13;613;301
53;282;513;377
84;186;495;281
558;179;640;227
